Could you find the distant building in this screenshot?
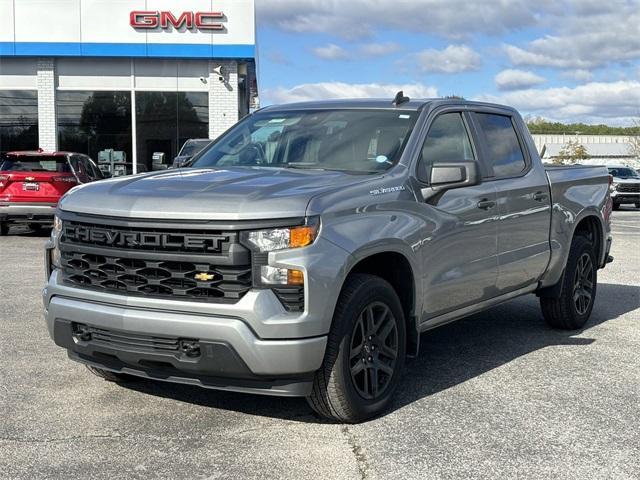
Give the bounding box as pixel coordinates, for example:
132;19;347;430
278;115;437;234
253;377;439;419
532;134;639;167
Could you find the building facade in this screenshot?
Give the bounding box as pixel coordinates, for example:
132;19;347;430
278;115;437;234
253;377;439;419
532;134;639;168
0;0;257;174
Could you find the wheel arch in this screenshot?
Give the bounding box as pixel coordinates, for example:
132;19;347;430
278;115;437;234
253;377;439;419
341;247;421;357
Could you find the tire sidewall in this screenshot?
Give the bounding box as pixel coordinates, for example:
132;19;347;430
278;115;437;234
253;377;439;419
333;277;406;420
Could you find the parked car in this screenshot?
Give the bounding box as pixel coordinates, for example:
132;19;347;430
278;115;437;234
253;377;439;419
44;97;613;422
171;139;211;168
607;165;640;209
0;150;103;235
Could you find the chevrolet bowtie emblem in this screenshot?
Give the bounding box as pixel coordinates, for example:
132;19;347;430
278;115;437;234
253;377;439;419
194;272;216;281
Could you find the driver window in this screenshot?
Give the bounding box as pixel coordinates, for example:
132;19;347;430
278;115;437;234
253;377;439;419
417;112;474;183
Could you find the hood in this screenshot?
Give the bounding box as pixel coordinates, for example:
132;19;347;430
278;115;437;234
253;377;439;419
613;177;640;183
59;167;372;220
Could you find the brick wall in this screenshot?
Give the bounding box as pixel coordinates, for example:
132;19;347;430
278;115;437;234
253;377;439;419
208;60;239;139
36;58;57;151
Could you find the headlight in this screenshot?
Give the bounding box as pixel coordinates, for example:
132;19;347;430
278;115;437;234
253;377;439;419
51;214;62;268
242;220;319;253
241;219;319;287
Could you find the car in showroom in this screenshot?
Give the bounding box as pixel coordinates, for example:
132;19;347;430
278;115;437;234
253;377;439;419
171;139;211;168
607;165;640;209
0;150;103;235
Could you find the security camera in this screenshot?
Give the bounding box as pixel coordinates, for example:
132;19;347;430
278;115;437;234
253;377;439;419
213;65;225;82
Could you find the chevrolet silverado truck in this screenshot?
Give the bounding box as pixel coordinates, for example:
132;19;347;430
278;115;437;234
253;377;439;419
43;96;613;423
607;165;640;209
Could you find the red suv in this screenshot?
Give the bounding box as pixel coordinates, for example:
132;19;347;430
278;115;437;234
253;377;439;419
0;150;104;235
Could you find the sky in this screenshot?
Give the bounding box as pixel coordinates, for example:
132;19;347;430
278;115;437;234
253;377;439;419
254;0;640;126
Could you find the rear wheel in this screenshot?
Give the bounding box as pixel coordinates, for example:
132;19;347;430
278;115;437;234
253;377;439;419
540;235;597;330
86;365;135;383
0;222;9;236
307;274;406;423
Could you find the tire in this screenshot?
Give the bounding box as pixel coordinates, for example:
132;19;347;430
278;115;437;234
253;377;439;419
86;365;134;383
307;274;406;423
540;235;597;330
0;222;9;236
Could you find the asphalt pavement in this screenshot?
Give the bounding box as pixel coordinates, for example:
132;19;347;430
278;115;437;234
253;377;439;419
1;209;639;479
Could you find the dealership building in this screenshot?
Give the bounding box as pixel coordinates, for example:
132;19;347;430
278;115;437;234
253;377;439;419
0;0;258;174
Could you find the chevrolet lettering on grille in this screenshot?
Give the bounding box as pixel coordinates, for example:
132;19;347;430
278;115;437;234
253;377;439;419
63;225;228;252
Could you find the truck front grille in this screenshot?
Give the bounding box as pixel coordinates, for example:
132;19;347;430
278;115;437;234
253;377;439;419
617;184;640;193
59;219;252;303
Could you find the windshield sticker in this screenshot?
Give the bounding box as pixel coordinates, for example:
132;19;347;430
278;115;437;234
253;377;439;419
375;155;388;164
370;185;406;196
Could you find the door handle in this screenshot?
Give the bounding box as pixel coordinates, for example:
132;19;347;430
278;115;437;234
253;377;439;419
477;199;496;210
533;191;548;202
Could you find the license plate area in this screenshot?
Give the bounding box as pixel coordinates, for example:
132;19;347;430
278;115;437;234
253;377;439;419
23;182;39;191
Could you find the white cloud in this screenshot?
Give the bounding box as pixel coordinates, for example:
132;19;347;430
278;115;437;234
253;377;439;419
256;0;540;40
476;81;640;125
414;45;481;74
263;82;438;105
359;42;401;57
504;3;640;70
312;43;350;60
495;69;545;90
561;69;594;83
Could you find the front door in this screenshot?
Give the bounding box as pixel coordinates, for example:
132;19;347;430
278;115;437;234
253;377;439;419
414;111;499;321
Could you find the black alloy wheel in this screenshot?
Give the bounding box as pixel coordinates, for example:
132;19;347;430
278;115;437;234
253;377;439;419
349;302;399;400
573;253;594;315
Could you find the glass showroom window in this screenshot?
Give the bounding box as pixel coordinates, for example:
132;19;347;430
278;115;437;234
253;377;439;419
0;90;38;154
136;92;208;171
57;91;132;163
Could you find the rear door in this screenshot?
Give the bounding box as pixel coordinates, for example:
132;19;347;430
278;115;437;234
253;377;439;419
0;155;78;203
416;110;499;320
470;110;552;294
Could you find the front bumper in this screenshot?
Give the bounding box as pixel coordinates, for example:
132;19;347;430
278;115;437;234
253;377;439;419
47;298;325;396
0;203;57;222
43;234;351;396
611;191;640;204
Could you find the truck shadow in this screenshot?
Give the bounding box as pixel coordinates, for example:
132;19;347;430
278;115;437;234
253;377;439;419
120;282;639;423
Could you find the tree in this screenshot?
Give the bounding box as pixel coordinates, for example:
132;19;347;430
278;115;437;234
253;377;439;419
627;118;640;164
554;140;590;165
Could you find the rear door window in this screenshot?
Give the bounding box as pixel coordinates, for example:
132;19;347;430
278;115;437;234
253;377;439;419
474;113;527;178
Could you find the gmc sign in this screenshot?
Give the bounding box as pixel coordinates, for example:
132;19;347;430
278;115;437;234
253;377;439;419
130;11;225;30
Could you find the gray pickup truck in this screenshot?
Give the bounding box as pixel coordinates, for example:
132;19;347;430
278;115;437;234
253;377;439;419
44;96;613;423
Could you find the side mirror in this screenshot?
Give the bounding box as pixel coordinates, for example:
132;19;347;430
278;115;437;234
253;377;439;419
429;161;479;191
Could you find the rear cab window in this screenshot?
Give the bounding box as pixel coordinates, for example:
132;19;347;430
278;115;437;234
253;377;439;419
473;113;527;179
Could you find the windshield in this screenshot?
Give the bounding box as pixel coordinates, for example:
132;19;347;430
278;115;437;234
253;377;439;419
608;167;639;179
191;109;419;173
0;155;72;173
179;140;210;157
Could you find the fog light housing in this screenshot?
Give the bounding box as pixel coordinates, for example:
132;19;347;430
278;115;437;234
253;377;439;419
260;266;304;286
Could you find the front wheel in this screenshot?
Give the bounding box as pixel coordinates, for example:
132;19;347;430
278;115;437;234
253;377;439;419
540;235;597;330
307;274;406;423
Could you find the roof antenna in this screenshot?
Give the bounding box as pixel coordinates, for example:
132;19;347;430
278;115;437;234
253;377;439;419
392;90;410;106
